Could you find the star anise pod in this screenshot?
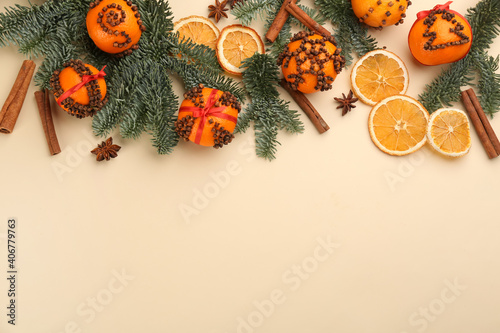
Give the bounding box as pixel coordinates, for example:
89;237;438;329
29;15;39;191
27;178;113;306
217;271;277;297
208;0;229;23
334;90;358;116
91;137;121;161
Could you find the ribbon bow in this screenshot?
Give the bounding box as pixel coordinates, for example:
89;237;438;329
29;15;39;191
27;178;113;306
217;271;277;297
417;1;453;20
179;89;238;144
57;65;107;107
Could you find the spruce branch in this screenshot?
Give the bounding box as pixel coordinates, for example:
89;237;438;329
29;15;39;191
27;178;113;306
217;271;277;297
237;53;304;160
475;54;500;117
231;0;280;26
418;57;474;112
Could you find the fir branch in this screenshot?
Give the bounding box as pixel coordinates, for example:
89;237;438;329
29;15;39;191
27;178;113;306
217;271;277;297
475;54;500;116
466;0;500;55
418;57;474;112
173;34;222;73
231;0;280;26
237;53;304;160
254;118;279;160
314;0;377;66
137;62;179;154
419;0;500;115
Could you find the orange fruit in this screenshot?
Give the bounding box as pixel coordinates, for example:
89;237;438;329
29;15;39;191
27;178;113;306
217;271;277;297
50;59;108;118
278;31;345;94
368;95;429;156
352;0;411;29
216;25;264;75
351;49;409;106
427;108;471;157
175;84;241;148
86;0;145;56
408;3;472;66
173;15;220;50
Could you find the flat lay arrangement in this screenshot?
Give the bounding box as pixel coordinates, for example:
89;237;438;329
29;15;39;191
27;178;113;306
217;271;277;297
1;1;500;332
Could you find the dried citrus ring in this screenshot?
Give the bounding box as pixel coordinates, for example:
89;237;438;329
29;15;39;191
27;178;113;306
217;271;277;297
351;49;409;106
86;0;145;56
175;84;241;148
427;108;471;157
368;95;429;156
278;31;345;94
173;15;220;50
408;2;472;66
351;0;411;29
50;59;108;118
216;24;264;75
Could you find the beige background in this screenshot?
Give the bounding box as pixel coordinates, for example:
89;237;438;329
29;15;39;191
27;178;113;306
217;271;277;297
1;0;499;332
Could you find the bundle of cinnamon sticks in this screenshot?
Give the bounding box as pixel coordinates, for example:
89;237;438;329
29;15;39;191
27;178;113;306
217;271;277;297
1;59;61;155
461;88;500;159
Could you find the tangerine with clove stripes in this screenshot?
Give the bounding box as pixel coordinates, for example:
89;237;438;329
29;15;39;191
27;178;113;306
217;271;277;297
175;84;241;148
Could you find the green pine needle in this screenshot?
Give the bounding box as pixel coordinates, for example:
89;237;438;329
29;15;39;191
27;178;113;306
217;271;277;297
231;0;280;26
237;53;304;161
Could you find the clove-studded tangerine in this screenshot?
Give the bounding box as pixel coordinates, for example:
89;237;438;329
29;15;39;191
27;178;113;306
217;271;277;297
49;59;108;118
87;0;146;57
175;84;241;148
352;0;411;29
278;31;345;94
408;2;472;66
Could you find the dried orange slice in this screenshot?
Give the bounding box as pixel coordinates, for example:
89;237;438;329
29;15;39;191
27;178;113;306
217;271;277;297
216;24;264;75
173;15;220;50
351;49;409;106
427;108;471;157
368;95;429;156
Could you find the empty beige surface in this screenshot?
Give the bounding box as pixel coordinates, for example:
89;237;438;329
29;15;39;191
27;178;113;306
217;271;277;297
1;0;499;332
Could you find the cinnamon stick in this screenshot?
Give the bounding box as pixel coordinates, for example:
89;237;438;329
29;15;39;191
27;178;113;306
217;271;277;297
460;89;498;159
265;0;296;43
0;60;36;134
466;88;500;156
285;2;331;36
35;89;61;155
279;78;329;133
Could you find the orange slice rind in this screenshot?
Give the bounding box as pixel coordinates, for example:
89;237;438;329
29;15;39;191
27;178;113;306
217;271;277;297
216;24;264;75
368;95;429;156
173;15;220;50
426;108;471;157
351;49;409;106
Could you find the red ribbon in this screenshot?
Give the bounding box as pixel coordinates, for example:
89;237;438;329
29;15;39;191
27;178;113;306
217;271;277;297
179;89;238;145
57;65;107;107
417;1;453;20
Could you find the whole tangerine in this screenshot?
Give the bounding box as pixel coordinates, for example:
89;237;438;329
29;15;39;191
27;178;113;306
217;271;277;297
278;31;345;94
408;2;472;66
175;84;240;148
50;59;108;118
352;0;412;29
86;0;146;56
